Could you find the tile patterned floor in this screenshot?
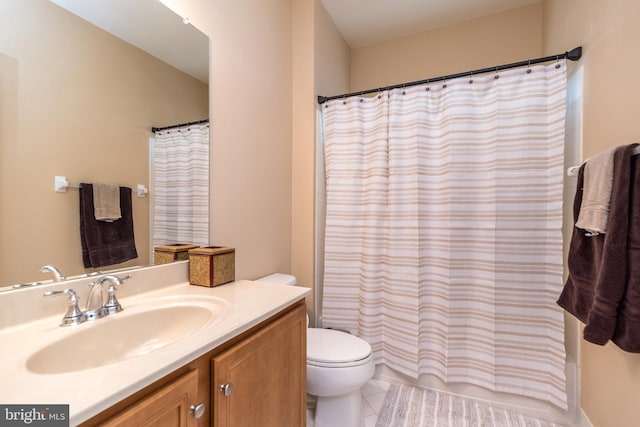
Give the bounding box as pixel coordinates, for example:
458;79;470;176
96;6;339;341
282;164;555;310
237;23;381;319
306;379;391;427
311;379;566;427
361;380;568;427
361;379;391;427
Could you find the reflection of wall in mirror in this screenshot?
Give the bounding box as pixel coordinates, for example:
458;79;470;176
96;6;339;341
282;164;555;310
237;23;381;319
0;0;208;286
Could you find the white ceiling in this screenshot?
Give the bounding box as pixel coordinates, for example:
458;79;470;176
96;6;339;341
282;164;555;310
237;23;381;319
48;0;540;83
50;0;209;84
321;0;540;48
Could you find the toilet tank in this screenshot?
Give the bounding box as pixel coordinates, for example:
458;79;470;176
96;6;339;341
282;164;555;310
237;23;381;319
254;273;297;286
255;273;308;326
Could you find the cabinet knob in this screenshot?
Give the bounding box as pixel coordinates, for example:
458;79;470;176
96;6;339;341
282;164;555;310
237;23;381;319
189;403;205;419
220;383;233;397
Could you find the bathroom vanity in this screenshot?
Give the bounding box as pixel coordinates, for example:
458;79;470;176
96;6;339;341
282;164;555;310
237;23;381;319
0;262;310;427
82;301;306;427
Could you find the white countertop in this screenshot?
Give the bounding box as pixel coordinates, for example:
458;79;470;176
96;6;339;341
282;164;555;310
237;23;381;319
0;274;310;425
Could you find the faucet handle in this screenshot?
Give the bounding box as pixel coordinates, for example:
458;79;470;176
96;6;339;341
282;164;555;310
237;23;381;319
43;288;75;298
44;288;86;326
102;275;130;314
117;274;131;284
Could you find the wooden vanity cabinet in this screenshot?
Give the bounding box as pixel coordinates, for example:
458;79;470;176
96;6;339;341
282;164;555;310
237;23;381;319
99;369;199;427
212;300;306;427
79;300;306;427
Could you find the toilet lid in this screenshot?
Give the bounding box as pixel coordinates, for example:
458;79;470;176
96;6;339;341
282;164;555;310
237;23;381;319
307;328;372;366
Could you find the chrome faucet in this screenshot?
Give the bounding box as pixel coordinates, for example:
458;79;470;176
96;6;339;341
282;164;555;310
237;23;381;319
85;280;109;321
39;264;65;282
43;274;131;326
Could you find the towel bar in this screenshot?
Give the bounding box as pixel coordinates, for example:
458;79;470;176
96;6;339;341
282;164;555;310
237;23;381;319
54;176;148;198
566;145;640;176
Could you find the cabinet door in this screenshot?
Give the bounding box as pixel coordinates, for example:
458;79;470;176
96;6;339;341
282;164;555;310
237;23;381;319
101;369;200;427
212;303;306;427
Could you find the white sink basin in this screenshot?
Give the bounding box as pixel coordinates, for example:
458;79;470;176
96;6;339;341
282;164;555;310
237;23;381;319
26;297;228;374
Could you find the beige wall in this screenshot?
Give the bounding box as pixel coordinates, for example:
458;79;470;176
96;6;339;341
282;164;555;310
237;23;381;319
305;0;351;322
314;1;351;98
350;3;543;93
164;1;346;320
208;0;293;281
0;0;208;285
162;0;294;281
291;0;316;304
543;1;640;425
290;0;351;319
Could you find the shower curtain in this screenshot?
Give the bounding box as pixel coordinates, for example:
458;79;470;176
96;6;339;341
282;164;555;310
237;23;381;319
321;61;567;408
151;122;209;248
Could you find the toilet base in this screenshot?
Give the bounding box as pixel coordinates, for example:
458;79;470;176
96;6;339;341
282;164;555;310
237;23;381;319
313;389;363;427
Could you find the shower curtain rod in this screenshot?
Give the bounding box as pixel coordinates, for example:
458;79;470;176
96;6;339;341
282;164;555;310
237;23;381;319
151;118;209;133
317;46;582;104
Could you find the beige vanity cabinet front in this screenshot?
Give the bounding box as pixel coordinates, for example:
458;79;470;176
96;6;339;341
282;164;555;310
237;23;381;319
211;302;306;427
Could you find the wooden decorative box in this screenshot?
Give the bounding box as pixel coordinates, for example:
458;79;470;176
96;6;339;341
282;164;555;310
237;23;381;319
154;244;199;265
188;246;235;287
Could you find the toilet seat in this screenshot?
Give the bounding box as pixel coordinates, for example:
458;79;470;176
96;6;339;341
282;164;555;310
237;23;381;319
307;328;372;368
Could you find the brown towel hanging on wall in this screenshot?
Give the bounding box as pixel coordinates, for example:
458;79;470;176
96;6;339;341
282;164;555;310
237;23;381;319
557;143;640;352
79;183;138;268
613;148;640;350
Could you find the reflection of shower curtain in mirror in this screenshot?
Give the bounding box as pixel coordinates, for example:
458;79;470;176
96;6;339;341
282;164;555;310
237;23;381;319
152;122;209;248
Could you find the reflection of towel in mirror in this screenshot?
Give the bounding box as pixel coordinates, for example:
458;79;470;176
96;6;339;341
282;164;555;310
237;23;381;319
93;183;121;221
80;184;138;268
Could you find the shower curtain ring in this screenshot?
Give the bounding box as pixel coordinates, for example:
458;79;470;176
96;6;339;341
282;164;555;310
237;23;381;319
442;76;447;89
494;67;500;79
468;71;474;84
425;80;430;91
527;60;532;74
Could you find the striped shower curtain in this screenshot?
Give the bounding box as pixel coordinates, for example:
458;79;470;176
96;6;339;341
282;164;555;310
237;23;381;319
321;61;567;408
151;122;210;248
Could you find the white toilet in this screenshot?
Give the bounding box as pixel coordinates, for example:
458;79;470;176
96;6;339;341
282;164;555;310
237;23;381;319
256;274;375;427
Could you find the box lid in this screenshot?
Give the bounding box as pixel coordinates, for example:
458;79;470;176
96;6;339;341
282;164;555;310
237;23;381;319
154;244;200;253
189;246;235;255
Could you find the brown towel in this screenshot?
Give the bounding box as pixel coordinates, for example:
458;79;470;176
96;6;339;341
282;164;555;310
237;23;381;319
557;163;597;324
80;184;138;268
613;153;640;351
557;144;638;349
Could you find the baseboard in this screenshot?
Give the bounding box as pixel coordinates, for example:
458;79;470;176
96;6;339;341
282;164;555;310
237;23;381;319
575;408;594;427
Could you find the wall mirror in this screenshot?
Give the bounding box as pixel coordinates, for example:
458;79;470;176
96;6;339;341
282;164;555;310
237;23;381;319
0;0;209;291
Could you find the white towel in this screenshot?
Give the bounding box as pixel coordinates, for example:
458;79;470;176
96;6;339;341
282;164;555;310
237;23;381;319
93;183;122;222
576;147;617;235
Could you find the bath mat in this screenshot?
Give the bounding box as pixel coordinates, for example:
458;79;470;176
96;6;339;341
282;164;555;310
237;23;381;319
375;383;565;427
